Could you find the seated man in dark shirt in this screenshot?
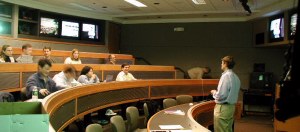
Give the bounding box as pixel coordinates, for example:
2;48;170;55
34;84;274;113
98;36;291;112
26;58;62;99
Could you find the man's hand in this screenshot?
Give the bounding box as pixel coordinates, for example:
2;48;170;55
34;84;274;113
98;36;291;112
39;89;50;96
210;90;217;95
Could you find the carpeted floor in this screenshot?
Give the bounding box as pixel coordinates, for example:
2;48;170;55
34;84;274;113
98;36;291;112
235;115;273;132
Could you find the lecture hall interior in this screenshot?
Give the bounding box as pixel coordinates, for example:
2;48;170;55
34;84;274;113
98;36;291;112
0;0;299;132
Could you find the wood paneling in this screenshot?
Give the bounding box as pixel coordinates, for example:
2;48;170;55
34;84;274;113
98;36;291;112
41;79;218;131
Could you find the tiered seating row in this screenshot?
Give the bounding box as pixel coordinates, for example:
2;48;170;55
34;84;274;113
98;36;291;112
1;46;135;64
0;64;176;92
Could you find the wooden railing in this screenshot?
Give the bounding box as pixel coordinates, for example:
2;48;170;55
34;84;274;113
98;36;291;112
188;101;216;129
0;64;176;92
41;79;219;132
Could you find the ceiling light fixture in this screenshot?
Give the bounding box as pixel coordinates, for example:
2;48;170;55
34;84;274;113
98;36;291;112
125;0;147;7
192;0;206;5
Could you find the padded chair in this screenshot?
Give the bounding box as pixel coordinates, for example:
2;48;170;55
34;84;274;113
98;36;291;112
143;103;149;126
176;95;193;105
163;98;177;109
126;106;147;132
85;123;103;132
110;115;126;132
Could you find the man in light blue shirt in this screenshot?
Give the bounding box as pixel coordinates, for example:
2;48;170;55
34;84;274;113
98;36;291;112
211;55;241;132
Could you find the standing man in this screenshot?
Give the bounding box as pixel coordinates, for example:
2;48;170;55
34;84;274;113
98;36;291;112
16;43;33;63
43;46;55;63
210;56;241;132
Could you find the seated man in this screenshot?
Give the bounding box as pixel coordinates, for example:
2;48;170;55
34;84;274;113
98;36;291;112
26;58;61;99
116;63;137;81
53;64;81;88
187;66;211;79
43;46;55;63
16;43;33;63
106;54;116;65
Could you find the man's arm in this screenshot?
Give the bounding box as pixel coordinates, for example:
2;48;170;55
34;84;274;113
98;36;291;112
53;75;68;88
129;73;137;80
26;75;39;98
212;75;230;102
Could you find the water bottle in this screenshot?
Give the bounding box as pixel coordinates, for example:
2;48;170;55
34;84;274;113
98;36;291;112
32;86;38;101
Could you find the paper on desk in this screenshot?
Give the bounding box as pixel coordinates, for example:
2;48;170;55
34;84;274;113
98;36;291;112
164;110;185;115
159;125;183;129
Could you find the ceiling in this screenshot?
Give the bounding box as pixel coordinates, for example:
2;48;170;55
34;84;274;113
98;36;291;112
3;0;298;24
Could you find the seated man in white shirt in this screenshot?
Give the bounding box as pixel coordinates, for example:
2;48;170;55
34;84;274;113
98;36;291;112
53;64;81;88
16;43;33;63
116;63;137;81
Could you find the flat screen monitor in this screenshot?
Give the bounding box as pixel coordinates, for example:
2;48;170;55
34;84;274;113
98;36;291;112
40;17;59;36
61;20;79;38
289;12;297;39
269;14;284;42
82;23;98;40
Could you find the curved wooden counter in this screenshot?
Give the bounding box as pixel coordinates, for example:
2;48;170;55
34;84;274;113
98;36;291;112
188;101;216;130
147;101;215;132
41;79;219;132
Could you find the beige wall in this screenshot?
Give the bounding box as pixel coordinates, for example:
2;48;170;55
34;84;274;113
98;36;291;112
120;22;286;90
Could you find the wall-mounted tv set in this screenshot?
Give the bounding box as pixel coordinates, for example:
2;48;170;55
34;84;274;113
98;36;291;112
40;17;59;36
82;23;98;40
269;14;284;42
250;72;273;90
61;20;79;38
289;11;297;40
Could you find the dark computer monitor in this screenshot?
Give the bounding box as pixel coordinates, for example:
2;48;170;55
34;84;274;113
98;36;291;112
249;72;273;90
